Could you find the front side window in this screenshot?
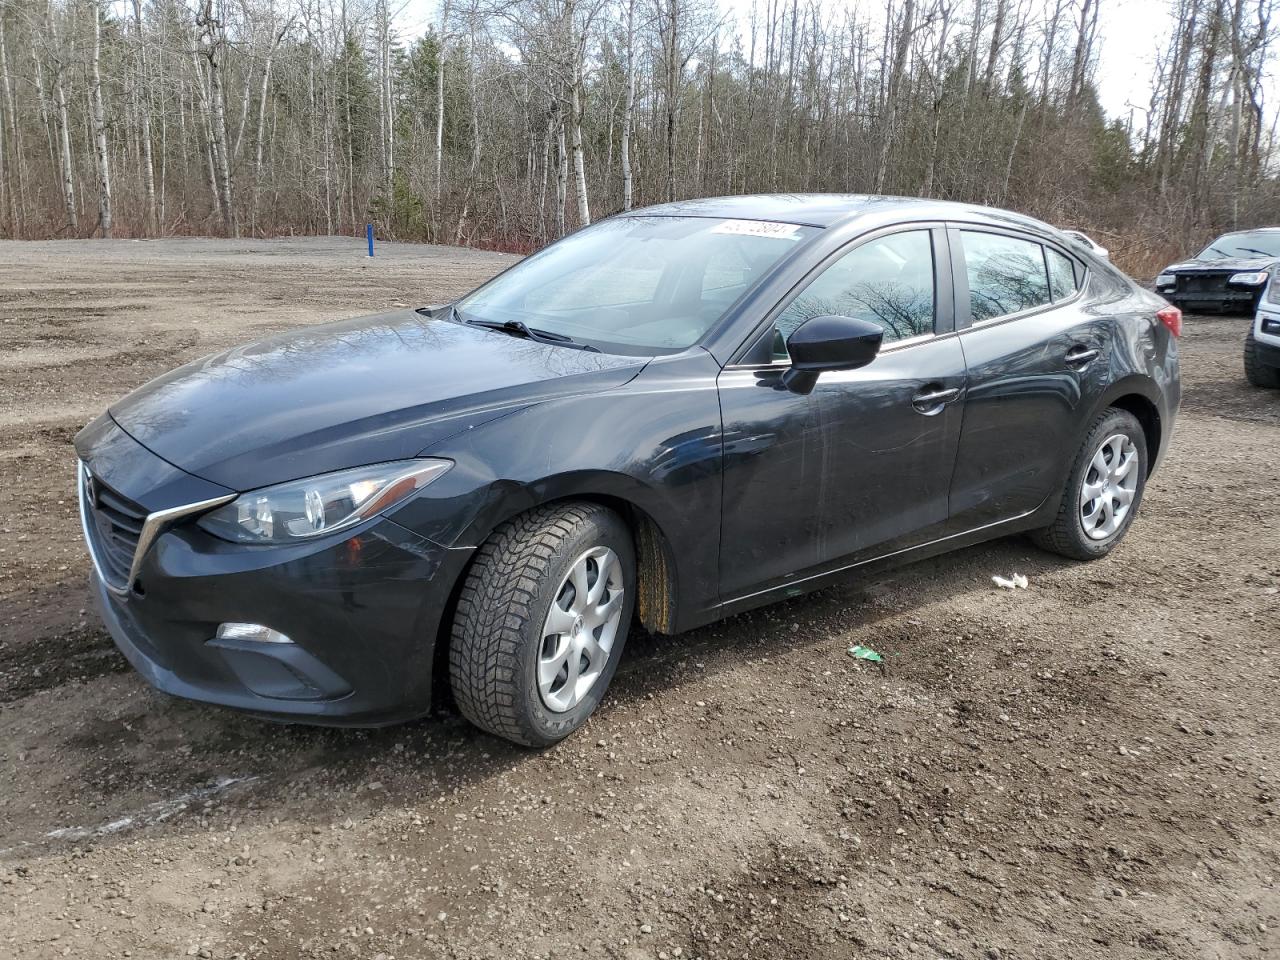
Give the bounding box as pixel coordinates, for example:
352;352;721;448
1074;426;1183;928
962;231;1052;322
771;230;936;358
457;215;817;354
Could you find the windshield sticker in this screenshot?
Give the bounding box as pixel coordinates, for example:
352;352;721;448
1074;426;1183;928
710;219;802;239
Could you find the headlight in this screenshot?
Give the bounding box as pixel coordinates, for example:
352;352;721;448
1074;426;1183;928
198;459;452;544
1229;271;1269;285
1156;273;1175;287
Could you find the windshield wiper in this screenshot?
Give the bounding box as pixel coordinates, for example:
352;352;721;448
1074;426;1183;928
461;314;600;352
1236;247;1276;258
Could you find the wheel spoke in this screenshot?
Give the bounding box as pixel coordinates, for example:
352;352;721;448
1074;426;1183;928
1090;448;1110;479
589;590;624;630
1115;485;1135;506
1098;497;1115;533
545;602;576;636
562;640;584;695
1080;478;1106;504
581;633;607;672
539;636;572;688
569;559;591;614
588;550;613;605
1112;450;1137;481
1082;501;1103;530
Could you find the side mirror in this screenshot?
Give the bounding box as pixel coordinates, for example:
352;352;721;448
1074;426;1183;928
780;315;884;394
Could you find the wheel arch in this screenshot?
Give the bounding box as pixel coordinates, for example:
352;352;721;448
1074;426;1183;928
1085;377;1165;478
453;473;685;636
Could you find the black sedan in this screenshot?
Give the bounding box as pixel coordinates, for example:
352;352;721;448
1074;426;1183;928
1155;227;1280;313
75;195;1182;746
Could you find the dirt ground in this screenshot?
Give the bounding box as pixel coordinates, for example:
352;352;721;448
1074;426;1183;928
1;238;1277;960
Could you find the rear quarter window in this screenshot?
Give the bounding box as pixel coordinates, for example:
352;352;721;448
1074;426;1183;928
1047;248;1079;301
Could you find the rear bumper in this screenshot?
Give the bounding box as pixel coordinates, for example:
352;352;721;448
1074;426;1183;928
93;516;474;726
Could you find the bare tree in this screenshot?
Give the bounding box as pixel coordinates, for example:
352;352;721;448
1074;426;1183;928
89;0;112;237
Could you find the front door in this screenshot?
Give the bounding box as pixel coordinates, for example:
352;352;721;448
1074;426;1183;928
717;226;968;601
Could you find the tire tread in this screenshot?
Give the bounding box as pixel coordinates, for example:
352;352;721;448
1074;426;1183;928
449;502;614;746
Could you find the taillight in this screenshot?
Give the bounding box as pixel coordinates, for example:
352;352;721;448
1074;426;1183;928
1156;305;1182;337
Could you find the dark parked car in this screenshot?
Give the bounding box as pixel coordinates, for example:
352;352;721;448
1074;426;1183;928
1155;227;1280;313
76;195;1182;747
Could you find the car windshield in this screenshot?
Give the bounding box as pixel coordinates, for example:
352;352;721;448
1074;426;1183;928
1197;230;1280;260
456;215;818;354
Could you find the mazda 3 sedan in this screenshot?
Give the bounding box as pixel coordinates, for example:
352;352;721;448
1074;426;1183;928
76;195;1181;746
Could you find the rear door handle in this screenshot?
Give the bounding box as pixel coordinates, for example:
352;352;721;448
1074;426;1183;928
911;385;961;414
1065;345;1100;366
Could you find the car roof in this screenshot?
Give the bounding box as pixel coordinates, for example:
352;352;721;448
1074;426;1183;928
618;193;1060;235
1217;227;1280;235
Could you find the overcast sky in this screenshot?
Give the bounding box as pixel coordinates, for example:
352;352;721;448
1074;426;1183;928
393;0;1176;124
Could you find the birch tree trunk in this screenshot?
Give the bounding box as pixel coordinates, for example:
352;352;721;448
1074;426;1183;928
131;0;157;233
51;13;80;236
569;61;590;226
435;0;451;200
198;1;237;236
90;0;113;238
620;0;635;210
191;49;224;227
253;18;290;235
0;10;24;235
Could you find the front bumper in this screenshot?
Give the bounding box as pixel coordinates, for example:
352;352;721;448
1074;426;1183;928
1255;310;1280;368
1162;288;1261;314
92;516;473;725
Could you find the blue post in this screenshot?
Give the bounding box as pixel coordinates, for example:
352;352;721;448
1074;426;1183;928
366;222;374;258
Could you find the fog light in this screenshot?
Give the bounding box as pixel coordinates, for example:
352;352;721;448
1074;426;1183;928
215;622;293;644
1261;317;1280;335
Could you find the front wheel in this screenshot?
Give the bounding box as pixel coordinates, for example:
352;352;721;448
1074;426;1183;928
449;502;635;747
1031;407;1149;561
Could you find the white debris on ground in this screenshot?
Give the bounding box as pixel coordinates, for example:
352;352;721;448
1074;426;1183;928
992;573;1029;590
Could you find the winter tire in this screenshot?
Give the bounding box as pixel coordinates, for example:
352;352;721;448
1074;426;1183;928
449;502;635;747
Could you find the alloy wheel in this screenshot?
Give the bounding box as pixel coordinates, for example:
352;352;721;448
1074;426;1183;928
537;546;625;713
1079;433;1139;540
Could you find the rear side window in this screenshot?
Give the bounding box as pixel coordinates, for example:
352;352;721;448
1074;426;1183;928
962;231;1051;322
1047;248;1079;301
774;229;936;348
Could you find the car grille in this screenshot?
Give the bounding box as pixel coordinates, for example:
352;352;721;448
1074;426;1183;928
79;463;147;591
1175;272;1231;295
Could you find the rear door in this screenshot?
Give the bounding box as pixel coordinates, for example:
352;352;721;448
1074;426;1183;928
947;226;1112;531
716;224;968;600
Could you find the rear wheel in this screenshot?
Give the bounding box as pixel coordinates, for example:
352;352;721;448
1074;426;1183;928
449;502;634;747
1244;329;1280;388
1031;407;1148;561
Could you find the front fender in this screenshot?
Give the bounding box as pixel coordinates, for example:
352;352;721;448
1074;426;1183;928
386;351;727;631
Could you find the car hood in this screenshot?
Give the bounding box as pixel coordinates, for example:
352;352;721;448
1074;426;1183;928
108;309;648;490
1163;256;1278;273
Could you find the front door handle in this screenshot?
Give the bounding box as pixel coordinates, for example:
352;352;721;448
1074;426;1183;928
911;385;961;414
1065;345;1100;366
